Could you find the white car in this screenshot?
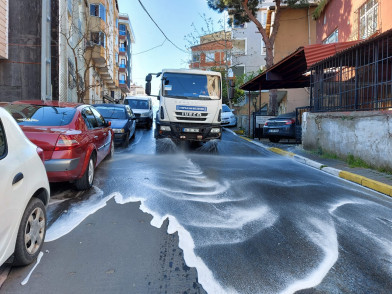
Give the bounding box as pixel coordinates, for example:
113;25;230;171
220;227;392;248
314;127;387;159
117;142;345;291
0;107;50;266
124;96;153;129
221;104;237;127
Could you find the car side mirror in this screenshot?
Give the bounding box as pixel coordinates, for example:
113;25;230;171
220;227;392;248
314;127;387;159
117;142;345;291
105;121;111;127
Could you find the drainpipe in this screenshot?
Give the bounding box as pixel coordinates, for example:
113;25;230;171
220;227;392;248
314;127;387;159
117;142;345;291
248;90;251;137
41;0;52;100
307;7;311;45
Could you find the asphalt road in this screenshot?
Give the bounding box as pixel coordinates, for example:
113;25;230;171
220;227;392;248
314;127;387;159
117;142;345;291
1;128;392;294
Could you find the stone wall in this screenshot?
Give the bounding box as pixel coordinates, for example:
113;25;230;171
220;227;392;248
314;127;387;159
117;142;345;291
302;111;392;171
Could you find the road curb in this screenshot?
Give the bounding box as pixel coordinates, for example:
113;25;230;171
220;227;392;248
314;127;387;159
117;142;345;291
233;133;392;197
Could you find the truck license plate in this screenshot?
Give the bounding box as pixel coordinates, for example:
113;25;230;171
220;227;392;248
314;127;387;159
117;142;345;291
183;128;199;133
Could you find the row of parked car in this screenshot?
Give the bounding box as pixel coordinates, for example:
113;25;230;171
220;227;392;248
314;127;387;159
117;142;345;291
0;96;153;268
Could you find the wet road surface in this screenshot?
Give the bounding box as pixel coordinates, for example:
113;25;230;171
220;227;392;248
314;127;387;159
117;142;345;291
1;128;392;294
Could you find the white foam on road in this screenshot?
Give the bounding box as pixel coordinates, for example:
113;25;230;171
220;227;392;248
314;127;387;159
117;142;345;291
45;188;119;242
21;252;43;286
113;192;236;294
281;218;339;294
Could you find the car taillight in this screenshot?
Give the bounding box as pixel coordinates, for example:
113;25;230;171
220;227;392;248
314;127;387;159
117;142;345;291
264;122;268;126
285;119;295;125
36;147;45;162
54;135;80;151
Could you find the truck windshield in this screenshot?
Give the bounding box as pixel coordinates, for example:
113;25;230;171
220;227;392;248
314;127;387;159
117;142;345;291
162;73;220;100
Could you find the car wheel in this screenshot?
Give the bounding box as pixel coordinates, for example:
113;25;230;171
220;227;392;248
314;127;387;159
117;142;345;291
75;155;95;190
147;119;152;129
13;198;46;266
269;137;280;143
122;132;130;148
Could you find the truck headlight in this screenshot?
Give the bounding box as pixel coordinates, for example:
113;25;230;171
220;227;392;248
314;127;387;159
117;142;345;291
160;126;171;131
210;128;220;133
113;128;125;133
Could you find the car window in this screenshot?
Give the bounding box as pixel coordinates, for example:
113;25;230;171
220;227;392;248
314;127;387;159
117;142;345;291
125;99;149;109
0;120;7;160
4;104;76;126
95;106;126;120
222;105;231;112
90;107;105;127
82;107;98;129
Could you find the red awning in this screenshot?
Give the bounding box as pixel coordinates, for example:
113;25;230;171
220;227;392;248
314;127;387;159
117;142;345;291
240;41;359;91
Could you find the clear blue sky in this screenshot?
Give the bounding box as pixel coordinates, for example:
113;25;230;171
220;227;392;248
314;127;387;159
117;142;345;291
117;0;226;94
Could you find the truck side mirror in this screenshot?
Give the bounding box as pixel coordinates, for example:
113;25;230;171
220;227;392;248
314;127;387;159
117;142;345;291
145;74;152;96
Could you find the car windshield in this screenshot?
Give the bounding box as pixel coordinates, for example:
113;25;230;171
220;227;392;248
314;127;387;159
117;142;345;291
162;73;220;100
222;105;231;112
4;104;76;126
125;99;149;109
95;106;126;119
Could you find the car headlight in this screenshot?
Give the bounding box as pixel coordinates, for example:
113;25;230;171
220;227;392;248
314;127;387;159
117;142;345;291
210;128;221;133
113;128;125;133
230;115;235;119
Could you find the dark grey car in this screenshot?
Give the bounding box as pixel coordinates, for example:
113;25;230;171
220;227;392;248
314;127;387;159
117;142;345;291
263;112;296;143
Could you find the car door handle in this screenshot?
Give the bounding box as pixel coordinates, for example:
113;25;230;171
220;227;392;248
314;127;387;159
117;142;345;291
12;172;24;185
94;136;99;139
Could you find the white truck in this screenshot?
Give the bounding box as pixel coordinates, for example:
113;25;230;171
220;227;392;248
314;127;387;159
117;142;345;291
145;69;222;143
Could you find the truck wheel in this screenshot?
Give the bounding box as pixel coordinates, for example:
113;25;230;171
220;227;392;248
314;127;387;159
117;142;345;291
75;155;95;190
13;198;46;266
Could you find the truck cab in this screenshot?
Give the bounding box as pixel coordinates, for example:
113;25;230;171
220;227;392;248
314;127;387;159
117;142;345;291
146;69;222;143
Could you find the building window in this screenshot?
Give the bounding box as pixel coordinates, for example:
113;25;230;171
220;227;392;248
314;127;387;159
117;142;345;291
91;32;106;47
231;16;245;29
323;29;339;44
206;52;215;62
359;0;378;39
232;39;246;55
119;24;126;36
90;4;106;22
192;52;200;62
67;0;72;13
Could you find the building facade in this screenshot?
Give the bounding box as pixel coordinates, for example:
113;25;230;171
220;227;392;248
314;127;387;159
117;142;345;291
0;0;8;60
230;2;275;77
0;0;41;101
316;0;392;44
190;31;232;71
118;13;135;99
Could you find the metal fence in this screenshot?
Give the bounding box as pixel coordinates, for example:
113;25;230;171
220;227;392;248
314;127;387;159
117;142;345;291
310;30;392;112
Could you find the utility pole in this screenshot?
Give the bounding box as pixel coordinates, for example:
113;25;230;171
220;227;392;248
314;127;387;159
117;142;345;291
41;0;52;100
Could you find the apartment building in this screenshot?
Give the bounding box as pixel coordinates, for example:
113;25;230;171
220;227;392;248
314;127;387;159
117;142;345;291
190;31;232;71
118;13;135;99
230;2;275;77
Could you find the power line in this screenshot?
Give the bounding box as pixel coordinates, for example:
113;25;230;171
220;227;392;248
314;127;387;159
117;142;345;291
133;39;167;55
137;0;189;54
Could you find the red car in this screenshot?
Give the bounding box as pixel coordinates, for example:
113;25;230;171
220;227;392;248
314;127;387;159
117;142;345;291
4;100;114;190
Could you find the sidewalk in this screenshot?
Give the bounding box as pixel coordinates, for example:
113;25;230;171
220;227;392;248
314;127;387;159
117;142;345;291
227;128;392;197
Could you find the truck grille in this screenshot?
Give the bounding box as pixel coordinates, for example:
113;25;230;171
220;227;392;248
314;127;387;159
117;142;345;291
175;112;208;121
